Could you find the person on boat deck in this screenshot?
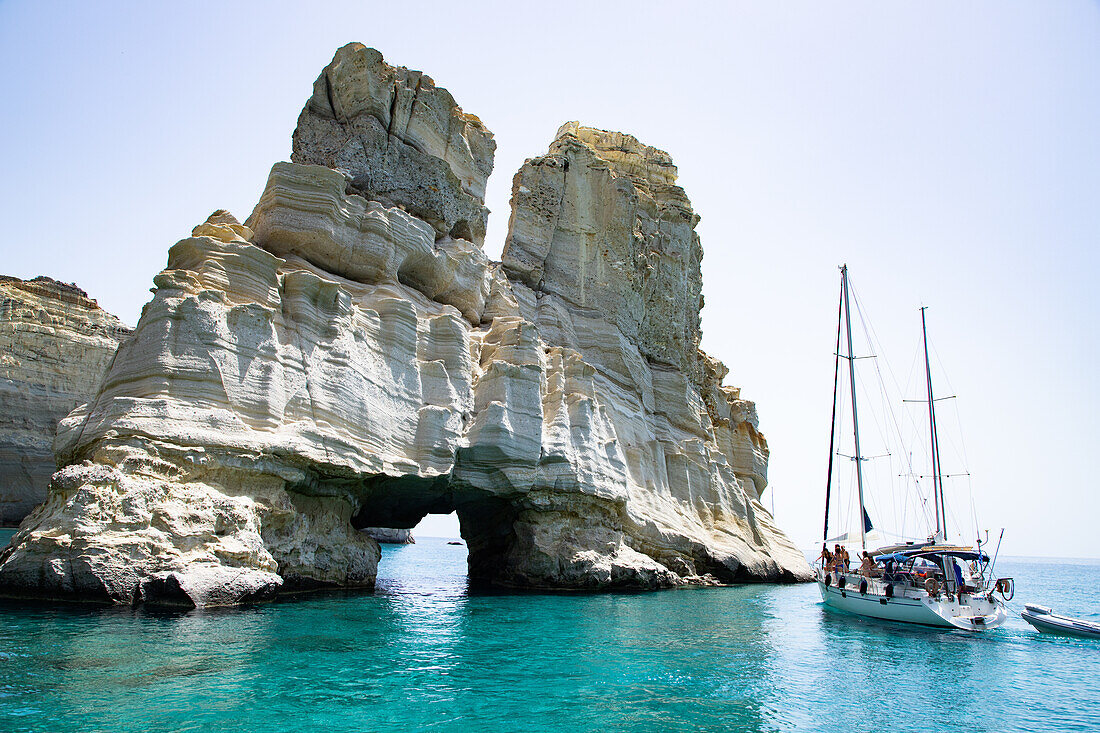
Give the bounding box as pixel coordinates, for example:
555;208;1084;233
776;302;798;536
819;544;833;570
834;544;848;572
882;559;898;582
951;559;971;598
859;551;879;577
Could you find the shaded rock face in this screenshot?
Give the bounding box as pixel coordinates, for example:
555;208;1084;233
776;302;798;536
291;43;495;246
0;277;132;524
0;43;810;608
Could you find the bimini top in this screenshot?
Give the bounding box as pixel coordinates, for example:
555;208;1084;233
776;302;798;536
871;541;934;555
873;545;989;563
875;552;917;564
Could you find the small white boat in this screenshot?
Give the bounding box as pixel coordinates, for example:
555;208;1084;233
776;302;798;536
1021;604;1100;639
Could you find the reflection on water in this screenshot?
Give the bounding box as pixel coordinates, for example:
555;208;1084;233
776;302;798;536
0;532;1098;732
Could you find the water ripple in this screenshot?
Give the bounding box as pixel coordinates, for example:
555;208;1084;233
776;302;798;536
0;537;1096;731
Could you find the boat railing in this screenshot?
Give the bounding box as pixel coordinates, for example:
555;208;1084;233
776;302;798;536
818;563;998;598
817;565;993;598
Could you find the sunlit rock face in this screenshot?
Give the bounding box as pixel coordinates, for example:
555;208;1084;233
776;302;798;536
503;121;703;383
0;44;809;608
0;277;132;524
479;122;803;587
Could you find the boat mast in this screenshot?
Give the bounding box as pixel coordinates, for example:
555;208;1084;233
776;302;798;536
920;306;947;542
823;273;844;542
841;265;867;552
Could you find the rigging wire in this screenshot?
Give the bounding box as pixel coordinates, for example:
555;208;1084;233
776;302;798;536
847;274;936;537
930;339;979;541
828;271;981;548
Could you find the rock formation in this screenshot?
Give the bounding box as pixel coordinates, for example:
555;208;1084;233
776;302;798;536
0;276;132;525
364;528;414;544
0;43;811;608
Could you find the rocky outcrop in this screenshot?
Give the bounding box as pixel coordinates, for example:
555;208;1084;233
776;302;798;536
503;121;704;383
291;43;495;246
364;528;414;544
0;277;132;525
0;43;810;608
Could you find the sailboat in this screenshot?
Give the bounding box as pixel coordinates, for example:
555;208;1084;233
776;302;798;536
816;265;1012;632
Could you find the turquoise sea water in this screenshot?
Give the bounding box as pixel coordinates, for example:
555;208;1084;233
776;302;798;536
1;529;1098;732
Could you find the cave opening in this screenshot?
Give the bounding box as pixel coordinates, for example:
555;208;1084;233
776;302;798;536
370;512;467;595
345;471;520;591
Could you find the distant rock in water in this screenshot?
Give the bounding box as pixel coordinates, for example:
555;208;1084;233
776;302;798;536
0;43;811;608
0;276;132;525
364;528;414;544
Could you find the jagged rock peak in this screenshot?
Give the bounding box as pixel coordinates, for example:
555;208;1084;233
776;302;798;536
555;121;679;189
192;209;253;243
291;42;496;246
503;122;704;382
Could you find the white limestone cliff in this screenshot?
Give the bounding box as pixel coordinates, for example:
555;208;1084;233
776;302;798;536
0;277;132;525
0;43;810;608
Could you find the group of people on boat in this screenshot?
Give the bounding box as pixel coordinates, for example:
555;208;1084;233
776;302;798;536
820;542;999;603
819;544;884;578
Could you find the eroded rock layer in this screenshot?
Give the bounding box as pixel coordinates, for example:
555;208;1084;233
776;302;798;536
0;277;132;524
0;43;810;608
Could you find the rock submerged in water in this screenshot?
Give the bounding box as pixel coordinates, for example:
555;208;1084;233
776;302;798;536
0;42;811;608
0;276;132;525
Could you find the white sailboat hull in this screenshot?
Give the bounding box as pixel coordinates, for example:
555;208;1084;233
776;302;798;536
817;574;1007;631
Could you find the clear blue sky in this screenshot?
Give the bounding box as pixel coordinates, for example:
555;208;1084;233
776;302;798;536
1;1;1096;556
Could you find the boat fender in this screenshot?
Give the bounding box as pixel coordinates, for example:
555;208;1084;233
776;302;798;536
838;575;846;588
924;577;939;597
884;584;894;599
995;578;1015;601
859;579;868;595
824;574;832;587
